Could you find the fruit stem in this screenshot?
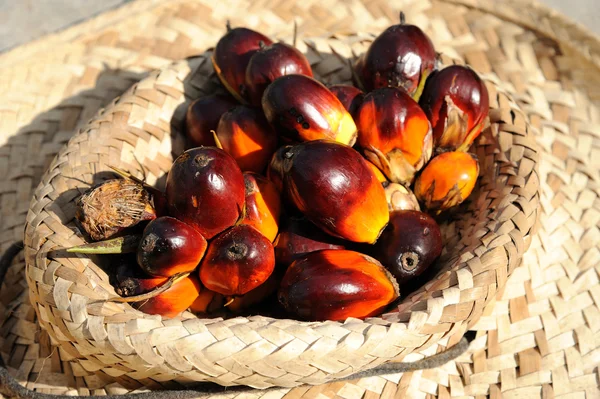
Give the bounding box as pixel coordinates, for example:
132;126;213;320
108;272;190;303
400;11;406;25
66;235;141;254
226;20;232;32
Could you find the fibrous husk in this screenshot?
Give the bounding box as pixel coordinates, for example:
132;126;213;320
75;179;156;241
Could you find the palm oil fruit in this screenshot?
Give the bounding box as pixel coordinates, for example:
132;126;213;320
216;106;278;173
227;269;280;314
165;147;245;239
137;216;207;277
186;95;237;148
134;275;202;319
275;217;346;266
262;75;357;146
266;145;289;193
384;182;420;212
352;55;366;90
414;151;479;212
199;225;275;296
328;84;364;117
281;140;389;243
419;65;489;152
374;210;442;284
114;259;166;297
358;12;436;99
241;172;281;242
366;161;388;184
75;179;156;241
212;24;273;103
356;87;433;185
189;289;224;315
246;42;313;106
278;249;399;321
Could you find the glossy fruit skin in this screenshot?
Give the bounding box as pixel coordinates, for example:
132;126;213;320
414;151;479;211
166;147;245;239
419;65;489;152
359;22;436;99
185;95;237;148
384;182;420;212
114;259;166;297
266;145;289;193
134;275;202;319
352;55;366;90
328;84;364;117
374;210;442;284
262;75;357;146
281;140;389;244
199;225;275;296
275;217;346;266
241;173;281;242
189;289;224;314
212;27;273;103
246;42;313;106
356;87;433;184
227;268;280;313
216;106;278;173
366;161;388;184
278;249;399;321
136;216;207;277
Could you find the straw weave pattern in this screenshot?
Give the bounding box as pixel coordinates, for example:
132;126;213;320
0;0;596;397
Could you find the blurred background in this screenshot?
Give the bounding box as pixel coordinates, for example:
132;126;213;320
0;0;599;53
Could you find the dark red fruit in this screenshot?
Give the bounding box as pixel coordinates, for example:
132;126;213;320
216;105;278;173
275;217;346;266
212;25;273;102
134;275;202;319
374;210;442;284
246;42;313;106
199;225;275;296
241;172;281;242
114;257;162;297
328;84;364;117
262;75;357;145
137;216;207;277
355;87;432;184
266;145;289;193
278;249;399;321
359;13;436;99
165;147;245;239
419;65;489;152
227;269;280;314
281;140;389;243
186;95;237;148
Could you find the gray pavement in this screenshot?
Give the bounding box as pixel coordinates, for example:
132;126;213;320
0;0;598;53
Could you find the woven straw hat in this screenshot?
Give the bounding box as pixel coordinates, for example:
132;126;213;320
0;0;597;397
21;0;539;390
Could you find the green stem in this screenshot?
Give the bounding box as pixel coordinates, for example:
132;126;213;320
66;235;141;254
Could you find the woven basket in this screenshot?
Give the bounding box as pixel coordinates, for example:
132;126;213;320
1;0;599;397
21;16;540;387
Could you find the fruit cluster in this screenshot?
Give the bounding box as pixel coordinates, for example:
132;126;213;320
72;14;489;322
